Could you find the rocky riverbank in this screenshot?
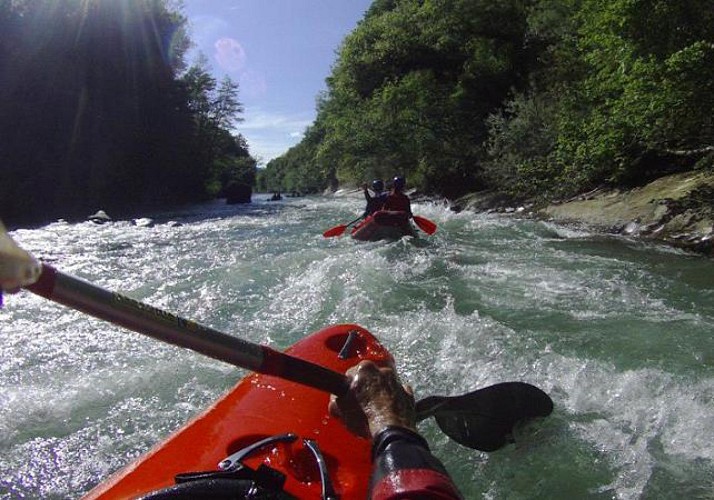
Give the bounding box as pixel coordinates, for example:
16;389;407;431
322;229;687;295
455;170;714;257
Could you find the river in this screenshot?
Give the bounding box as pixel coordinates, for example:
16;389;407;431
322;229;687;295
1;193;713;499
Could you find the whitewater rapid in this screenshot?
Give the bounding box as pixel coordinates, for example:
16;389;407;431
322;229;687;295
1;194;713;499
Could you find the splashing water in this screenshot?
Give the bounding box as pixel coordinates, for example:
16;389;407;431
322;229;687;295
1;195;713;499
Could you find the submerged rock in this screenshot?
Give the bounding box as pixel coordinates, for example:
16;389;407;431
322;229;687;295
88;210;111;224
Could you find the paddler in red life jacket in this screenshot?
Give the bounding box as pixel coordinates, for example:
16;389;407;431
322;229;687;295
330;360;463;499
363;179;388;217
382;176;413;216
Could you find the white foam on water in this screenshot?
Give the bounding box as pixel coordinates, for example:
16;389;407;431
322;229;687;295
547;354;714;498
3;197;714;498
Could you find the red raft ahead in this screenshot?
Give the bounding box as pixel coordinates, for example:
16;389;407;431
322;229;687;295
351;210;417;241
84;324;394;500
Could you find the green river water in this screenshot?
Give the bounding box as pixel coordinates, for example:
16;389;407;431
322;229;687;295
1;193;713;499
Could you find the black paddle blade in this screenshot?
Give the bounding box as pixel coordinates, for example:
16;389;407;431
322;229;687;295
415;382;553;451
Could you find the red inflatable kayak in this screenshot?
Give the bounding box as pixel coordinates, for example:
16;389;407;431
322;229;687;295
84;324;394;499
351;210;417;241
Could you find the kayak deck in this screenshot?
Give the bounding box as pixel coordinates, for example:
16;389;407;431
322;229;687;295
84;324;394;499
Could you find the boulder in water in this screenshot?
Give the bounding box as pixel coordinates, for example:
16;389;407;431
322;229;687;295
133;218;154;228
225;183;252;204
88;210;111;224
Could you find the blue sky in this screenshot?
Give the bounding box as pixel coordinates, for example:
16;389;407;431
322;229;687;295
181;0;373;164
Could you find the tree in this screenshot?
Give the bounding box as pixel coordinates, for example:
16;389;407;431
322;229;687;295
180;58;253;198
271;0;535;197
484;0;714;201
0;0;256;226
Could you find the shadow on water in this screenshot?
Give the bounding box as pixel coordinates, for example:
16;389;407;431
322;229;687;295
144;197;299;225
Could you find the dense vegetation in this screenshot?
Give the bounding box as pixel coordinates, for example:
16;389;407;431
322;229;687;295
0;0;256;227
260;0;714;202
4;0;712;223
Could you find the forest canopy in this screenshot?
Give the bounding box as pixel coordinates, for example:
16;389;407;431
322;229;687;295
3;0;712;224
260;0;714;201
0;0;257;227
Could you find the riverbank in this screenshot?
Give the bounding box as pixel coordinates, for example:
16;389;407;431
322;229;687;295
455;170;714;257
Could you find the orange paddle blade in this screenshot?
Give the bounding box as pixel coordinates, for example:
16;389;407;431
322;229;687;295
413;216;437;235
322;224;347;238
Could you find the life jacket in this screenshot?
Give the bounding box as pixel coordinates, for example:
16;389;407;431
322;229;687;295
370;427;463;499
364;192;388;216
382;192;411;214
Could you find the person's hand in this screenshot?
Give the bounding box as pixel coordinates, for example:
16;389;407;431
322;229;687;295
1;222;41;294
329;360;417;439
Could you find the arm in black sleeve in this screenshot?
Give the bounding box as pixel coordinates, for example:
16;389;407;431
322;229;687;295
369;427;462;499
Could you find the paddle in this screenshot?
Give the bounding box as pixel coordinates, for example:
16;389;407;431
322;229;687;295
322;215;364;238
416;381;553;451
0;229;552;451
413;215;437;235
21;263;352;396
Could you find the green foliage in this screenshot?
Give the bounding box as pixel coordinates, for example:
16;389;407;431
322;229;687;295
207;132;256;198
5;0;710;215
483;0;714;199
553;0;714;188
272;0;533;198
0;0;255;227
483;92;562;199
181;63;252;197
259;121;329;194
270;0;713;202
